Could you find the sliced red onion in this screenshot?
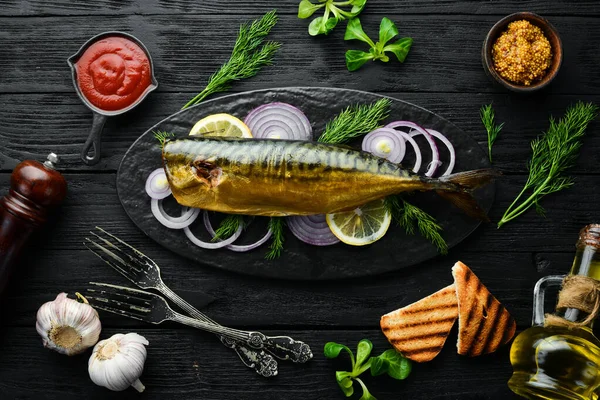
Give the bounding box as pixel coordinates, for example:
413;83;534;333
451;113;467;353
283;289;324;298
426;129;456;176
183;211;243;249
363;127;421;173
385;121;440;177
361;128;406;163
203;213;272;252
287;215;340;246
244;102;312;140
145;168;171;200
151;198;200;229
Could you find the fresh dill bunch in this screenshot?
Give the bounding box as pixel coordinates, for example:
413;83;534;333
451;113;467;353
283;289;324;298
498;102;598;228
265;217;285;260
213;214;245;241
153;131;175;146
183;10;280;109
385;196;448;254
480;104;504;163
317;98;391;144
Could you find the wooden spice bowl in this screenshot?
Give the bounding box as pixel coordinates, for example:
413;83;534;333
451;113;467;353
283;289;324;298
482;12;563;93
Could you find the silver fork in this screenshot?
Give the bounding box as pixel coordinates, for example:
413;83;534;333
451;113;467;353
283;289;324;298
84;228;312;367
85;282;313;364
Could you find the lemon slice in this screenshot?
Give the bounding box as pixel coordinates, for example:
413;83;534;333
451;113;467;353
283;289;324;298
189;113;253;138
326;199;392;246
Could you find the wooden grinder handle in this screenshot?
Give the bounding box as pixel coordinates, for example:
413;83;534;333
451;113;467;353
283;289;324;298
0;154;67;295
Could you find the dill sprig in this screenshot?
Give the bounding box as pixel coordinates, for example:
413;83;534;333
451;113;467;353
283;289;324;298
182;10;280;109
498;102;598;228
265;217;285;260
385;196;448;255
317;98;391;144
153;131;175;146
213;214;245;241
480;104;504;163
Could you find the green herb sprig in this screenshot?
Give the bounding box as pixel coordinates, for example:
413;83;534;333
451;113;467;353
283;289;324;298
318;98;391;144
212;214;245;241
498;102;598;228
385;196;448;254
325;340;412;400
183;10;280;109
344;17;412;71
153;131;175;146
266;217;285;260
480;104;504;162
298;0;367;36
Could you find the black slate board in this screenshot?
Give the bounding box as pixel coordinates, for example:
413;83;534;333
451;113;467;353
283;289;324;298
117;87;494;280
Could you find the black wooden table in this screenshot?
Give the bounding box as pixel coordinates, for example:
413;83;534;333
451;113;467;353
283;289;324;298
1;1;599;399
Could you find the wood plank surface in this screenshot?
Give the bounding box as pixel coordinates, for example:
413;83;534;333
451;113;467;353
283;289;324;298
0;327;516;400
1;1;599;399
0;14;598;95
1;0;598;16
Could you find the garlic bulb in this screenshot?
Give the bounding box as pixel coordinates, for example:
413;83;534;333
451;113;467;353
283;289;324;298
88;333;149;392
36;292;102;355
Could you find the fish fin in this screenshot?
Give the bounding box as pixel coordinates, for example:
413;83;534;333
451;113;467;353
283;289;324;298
436;190;490;222
435;169;500;221
439;169;501;188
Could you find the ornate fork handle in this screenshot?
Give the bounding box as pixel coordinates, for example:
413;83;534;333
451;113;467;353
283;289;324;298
157;283;279;377
247;332;313;363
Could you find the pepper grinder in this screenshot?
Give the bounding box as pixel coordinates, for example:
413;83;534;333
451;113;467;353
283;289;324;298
0;153;67;295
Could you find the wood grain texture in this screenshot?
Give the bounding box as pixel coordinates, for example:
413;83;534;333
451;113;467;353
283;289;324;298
1;1;599;399
1;92;599;172
0;327;518;400
0;0;598;16
0;14;599;95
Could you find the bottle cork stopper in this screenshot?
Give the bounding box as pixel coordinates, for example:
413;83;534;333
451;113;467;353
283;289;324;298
577;224;600;250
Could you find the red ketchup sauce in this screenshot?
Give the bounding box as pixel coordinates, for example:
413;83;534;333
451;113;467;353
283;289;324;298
75;36;152;111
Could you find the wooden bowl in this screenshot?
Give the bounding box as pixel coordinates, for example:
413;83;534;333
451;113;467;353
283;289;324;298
482;12;562;93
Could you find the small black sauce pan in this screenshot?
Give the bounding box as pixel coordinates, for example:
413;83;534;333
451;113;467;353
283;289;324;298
67;31;158;166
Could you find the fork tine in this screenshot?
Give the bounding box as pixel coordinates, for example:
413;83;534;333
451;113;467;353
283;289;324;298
94;227;157;271
88;232;143;273
85;303;152;324
88;281;157;301
84;239;137;282
86;287;153;308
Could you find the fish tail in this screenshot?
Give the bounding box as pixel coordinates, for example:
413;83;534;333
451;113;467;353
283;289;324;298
434;169;501;221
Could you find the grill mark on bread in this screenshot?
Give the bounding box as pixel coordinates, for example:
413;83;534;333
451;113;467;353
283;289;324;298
400;303;458;315
390;332;452;343
382;316;457;331
401;345;444;356
465;289;494;356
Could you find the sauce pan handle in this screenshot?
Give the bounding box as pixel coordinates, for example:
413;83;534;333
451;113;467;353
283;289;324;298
81;112;107;165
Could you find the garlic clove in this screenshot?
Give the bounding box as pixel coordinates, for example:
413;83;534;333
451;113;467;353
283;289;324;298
89;333;149;392
36;292;102;356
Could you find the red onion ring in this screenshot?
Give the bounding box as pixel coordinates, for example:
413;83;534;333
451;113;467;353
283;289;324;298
151;198;200;229
203;213;273;252
244;102;312;140
183;211;243;249
363;127;422;173
145;168;171;200
287;215;340;246
385;121;440;177
362;128;407;164
426;129;456;176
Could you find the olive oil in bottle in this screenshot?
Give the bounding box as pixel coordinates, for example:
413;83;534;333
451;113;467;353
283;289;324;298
508;225;600;400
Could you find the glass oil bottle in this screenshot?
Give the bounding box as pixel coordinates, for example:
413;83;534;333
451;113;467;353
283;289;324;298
508;224;600;400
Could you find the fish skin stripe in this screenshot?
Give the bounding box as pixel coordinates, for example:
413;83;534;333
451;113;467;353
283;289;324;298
381;316;458;330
